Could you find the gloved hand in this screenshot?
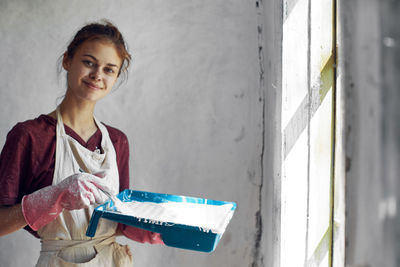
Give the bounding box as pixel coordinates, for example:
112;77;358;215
118;223;164;245
22;172;111;231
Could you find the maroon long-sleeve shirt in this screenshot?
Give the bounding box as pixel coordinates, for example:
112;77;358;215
0;114;130;237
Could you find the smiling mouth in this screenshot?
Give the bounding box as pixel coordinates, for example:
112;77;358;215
83;81;102;90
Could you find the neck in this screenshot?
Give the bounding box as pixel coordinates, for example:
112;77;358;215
57;91;98;141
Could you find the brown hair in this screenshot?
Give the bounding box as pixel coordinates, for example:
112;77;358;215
64;19;131;81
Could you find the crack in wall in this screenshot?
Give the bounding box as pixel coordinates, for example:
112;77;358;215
252;0;265;266
252;95;266;267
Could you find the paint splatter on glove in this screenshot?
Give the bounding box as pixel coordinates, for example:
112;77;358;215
22;172;111;231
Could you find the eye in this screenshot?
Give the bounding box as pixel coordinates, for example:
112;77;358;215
83;60;94;67
104;67;116;74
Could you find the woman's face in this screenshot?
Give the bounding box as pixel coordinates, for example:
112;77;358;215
63;40;123;103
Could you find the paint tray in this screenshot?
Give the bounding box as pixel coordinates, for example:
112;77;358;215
86;189;236;252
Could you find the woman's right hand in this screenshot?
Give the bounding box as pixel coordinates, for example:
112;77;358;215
22;172;111;231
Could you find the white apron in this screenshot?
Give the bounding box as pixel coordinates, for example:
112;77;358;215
35;107;133;266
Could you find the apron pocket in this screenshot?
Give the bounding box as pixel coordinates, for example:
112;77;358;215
49;246;113;267
41;242;132;267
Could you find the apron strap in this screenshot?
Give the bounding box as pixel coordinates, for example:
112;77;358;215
55;106;66;136
40;235;116;253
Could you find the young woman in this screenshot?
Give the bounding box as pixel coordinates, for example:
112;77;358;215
0;20;162;266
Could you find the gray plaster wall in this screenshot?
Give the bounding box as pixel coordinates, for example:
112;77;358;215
341;0;400;266
260;0;282;266
0;1;272;266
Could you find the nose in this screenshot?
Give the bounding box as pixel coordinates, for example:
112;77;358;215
89;69;101;81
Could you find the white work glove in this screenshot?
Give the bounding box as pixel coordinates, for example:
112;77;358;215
22;172;111;231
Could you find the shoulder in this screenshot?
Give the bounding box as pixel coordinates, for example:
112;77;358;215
7;115;55;141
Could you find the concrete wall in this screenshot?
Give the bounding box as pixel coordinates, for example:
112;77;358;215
260;0;283;266
341;0;400;266
0;1;271;266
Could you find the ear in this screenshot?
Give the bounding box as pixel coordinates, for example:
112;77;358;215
62;52;71;71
